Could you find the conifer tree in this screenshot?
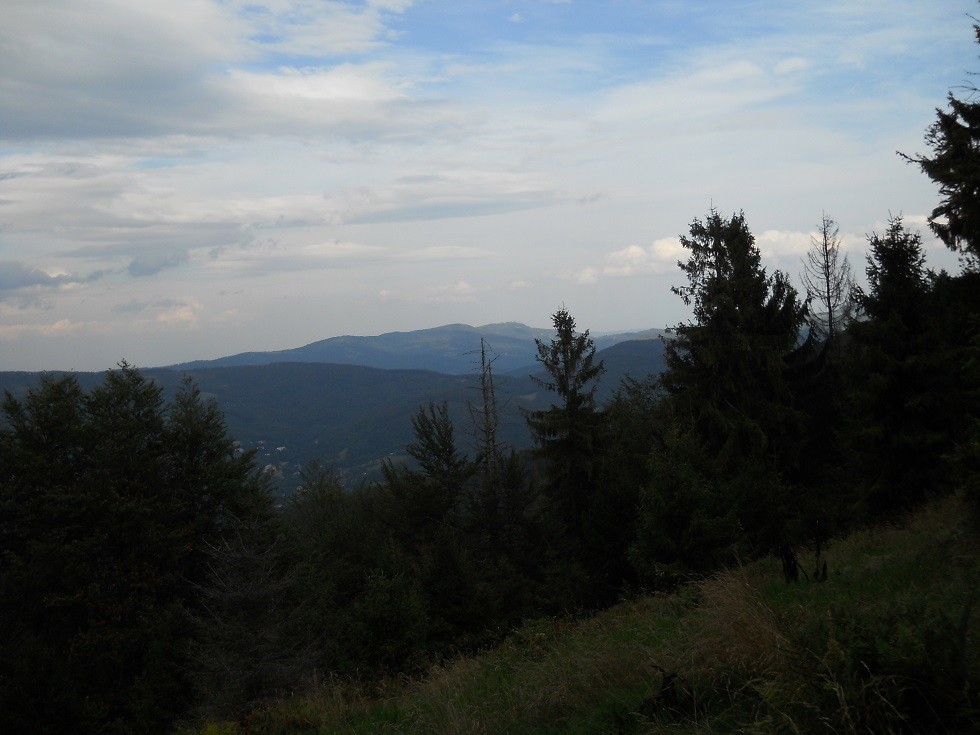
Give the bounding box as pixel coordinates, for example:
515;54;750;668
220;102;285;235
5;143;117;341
525;308;605;558
846;216;955;515
0;365;269;733
639;210;808;581
662;210;806;472
404;401;475;524
902;17;980;264
900;10;980;528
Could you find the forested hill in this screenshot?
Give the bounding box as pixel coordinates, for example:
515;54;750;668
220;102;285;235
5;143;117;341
0;336;666;492
164;322;665;375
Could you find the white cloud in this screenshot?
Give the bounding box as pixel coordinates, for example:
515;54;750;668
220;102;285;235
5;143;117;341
207;238;389;275
155;303;200;326
227;63;406;103
774;57;810;75
560;266;598;285
0;318;85;340
0;1;244;138
603;238;685;277
0;1;427;141
756;230;812;259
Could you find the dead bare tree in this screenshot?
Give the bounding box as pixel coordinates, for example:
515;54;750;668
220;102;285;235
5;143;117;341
801;212;855;343
469;338;502;483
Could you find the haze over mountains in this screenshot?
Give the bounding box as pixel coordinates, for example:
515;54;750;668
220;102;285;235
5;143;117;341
166;322;665;376
0;323;667;493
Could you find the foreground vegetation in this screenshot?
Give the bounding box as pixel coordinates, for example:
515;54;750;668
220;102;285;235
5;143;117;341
188;496;979;734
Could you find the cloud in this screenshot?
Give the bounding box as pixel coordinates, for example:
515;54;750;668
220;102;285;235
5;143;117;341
215;239;494;276
346;195;561;223
0;1;420;142
0;260;108;292
0;261;70;290
111;297;192;314
338;171;569;225
0;318;84;340
774;57;810;75
109;296;204;326
227;63;406;104
236;0;410;57
756;229;812;259
209;239;389;275
602;238;685;277
155;304;199;325
560;266;599;284
435;280;477;302
128;249;190;276
396;245;491;262
379;280;477;303
0;0;973;372
0;0;244;139
577;228;837;286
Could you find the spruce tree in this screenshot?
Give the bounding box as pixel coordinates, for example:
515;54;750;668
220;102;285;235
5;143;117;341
902;18;980;264
899;10;980;528
0;365;270;733
846;216;956;516
638;210;808;581
524;309;605;575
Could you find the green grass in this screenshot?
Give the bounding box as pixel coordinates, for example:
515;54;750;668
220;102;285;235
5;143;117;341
187;497;979;734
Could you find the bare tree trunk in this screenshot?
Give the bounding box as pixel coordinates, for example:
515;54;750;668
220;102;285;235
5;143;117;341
801;212;855;344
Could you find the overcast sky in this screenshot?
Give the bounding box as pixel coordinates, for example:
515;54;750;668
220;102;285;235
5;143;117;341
0;0;975;371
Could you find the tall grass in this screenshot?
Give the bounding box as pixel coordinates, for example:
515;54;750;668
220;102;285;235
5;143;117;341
187;497;978;734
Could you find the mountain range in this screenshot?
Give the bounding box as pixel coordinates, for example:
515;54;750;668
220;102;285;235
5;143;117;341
167;322;665;376
0;323;668;493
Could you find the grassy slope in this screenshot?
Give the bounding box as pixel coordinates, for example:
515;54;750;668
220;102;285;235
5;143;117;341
191;497;979;734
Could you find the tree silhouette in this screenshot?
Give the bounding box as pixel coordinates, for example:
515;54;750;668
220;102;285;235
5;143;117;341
801;212;854;343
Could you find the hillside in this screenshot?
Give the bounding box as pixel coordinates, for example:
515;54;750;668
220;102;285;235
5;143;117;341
0;335;666;493
188;496;980;734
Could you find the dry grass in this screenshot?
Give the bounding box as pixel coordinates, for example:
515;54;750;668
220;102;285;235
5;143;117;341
677;568;791;682
189;497;979;735
232;594;692;734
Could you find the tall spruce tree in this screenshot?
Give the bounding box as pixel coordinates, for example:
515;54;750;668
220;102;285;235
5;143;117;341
901;10;980;528
0;365;270;734
902;17;980;264
525;309;605;539
846;216;957;516
524;308;606;596
382;403;482;656
637;210;808;581
662;210;807;471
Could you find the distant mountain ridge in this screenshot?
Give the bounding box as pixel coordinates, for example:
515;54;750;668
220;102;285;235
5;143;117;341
165;322;665;375
2;324;668;493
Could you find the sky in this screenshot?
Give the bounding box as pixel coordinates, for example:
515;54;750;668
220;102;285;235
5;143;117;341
0;0;976;372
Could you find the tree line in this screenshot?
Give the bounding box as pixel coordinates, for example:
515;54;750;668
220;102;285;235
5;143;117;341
2;17;979;735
